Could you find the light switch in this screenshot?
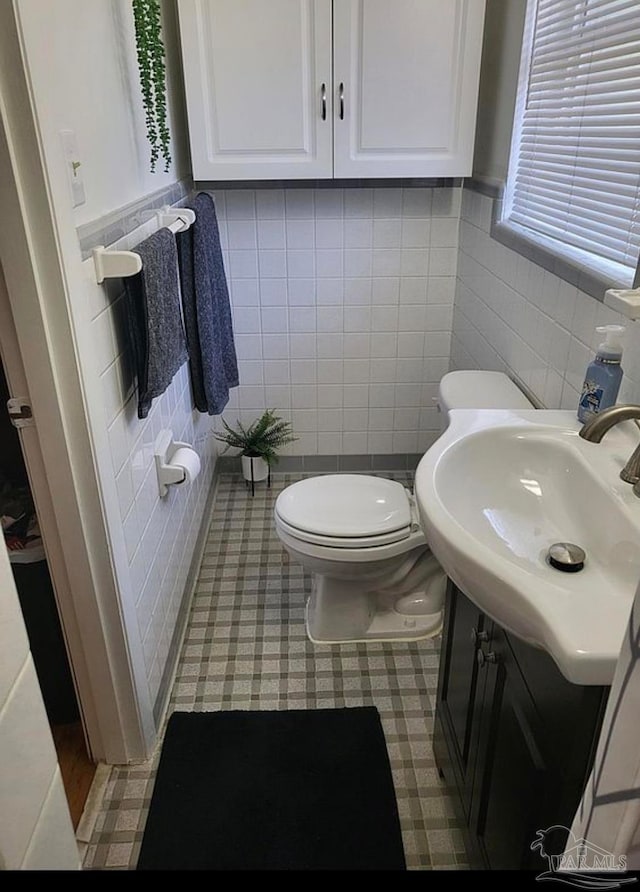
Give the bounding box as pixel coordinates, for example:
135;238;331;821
60;129;86;208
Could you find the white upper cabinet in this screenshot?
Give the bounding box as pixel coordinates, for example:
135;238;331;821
178;0;333;179
178;0;486;181
333;0;485;178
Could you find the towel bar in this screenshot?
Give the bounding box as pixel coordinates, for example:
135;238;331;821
92;205;196;283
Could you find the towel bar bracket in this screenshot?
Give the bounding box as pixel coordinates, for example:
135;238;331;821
156;205;196;234
92;246;142;284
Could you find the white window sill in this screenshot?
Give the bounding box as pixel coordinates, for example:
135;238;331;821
492;217;634;303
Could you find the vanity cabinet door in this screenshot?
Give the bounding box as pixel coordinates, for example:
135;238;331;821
178;0;333;180
436;581;609;870
332;0;486;178
470;626;547;870
434;582;487;820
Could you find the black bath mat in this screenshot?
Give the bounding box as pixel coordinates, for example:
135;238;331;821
137;707;406;871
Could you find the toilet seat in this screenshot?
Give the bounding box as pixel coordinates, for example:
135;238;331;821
275;512;412;548
274;474;424;552
274;474;412;540
274;514;427;563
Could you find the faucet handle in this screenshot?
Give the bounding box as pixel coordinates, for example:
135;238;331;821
620;442;640;485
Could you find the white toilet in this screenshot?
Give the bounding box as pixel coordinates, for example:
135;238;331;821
274;371;533;644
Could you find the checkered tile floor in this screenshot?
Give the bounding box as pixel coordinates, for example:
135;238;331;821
83;472;467;870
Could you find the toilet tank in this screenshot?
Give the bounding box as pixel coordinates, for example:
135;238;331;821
437;371;533;429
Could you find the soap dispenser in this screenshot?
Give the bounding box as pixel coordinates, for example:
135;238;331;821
577;325;625;423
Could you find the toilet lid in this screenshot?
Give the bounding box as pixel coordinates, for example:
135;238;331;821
274;475;412;539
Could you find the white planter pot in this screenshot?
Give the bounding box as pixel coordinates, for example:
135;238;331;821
241;454;269;483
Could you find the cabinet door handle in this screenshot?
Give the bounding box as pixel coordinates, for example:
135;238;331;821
321;83;327;121
471;627;489;646
477;649;498;668
339;82;345;120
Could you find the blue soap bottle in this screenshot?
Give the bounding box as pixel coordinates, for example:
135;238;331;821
577;325;625;423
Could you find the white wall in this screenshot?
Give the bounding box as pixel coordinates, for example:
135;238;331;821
215;186;459;456
452;188;640;408
14;0;214;741
473;0;527;185
0;542;79;870
16;0;189;226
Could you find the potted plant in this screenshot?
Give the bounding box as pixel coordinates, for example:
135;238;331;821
214;409;297;485
132;0;171;172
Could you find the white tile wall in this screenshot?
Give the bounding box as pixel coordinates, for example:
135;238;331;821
0;543;79;869
86;217;218;712
452;188;640;408
212;186;460;455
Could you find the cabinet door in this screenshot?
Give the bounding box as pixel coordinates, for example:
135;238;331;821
178;0;333;180
435;583;487;820
333;0;485;178
472;627;547;870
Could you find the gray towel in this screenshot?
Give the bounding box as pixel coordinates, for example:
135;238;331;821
124;228;188;419
177;192;239;415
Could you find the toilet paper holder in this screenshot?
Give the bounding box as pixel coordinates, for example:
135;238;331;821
155;429;200;498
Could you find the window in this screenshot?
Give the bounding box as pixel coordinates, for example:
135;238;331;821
503;0;640;286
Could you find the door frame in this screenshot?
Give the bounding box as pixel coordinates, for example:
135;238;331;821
0;1;153;763
0;264;100;755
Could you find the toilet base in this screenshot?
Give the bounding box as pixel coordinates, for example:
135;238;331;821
304;563;445;644
305;597;443;644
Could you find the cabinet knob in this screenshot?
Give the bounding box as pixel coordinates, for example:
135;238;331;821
477;648;498;668
321;83;327;121
471;627;489;646
339;82;345;120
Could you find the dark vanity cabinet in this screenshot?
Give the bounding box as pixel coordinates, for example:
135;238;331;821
434;581;609;870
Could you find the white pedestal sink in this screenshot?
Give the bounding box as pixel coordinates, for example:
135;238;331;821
415;408;640;685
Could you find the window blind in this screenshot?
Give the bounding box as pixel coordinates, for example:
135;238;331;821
505;0;640;273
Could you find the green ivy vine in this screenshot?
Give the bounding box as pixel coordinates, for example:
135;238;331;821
132;0;171;172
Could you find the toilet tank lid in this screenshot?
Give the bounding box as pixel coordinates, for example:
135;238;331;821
438;371;533;412
274;475;411;539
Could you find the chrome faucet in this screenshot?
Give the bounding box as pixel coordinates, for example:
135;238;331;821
579;404;640;492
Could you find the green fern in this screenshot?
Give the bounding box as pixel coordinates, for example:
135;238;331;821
215;410;297;465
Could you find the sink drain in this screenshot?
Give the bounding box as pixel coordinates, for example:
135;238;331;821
547;542;586;573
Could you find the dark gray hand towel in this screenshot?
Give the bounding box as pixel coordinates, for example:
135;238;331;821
124;228;188;419
177;192;239;415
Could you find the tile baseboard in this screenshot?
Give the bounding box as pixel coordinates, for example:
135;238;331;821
217;453;423;474
152;462;221;728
